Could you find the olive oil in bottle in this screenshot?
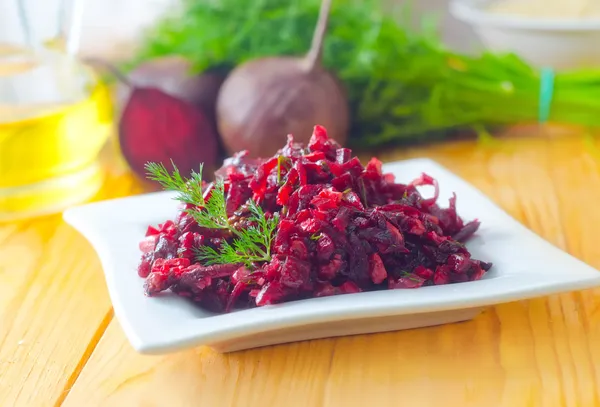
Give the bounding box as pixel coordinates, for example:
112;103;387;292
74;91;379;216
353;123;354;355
0;45;114;221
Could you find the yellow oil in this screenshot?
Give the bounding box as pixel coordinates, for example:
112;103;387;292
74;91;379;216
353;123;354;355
0;47;114;221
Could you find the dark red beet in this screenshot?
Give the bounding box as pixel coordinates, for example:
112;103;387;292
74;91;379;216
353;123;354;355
136;125;491;313
119;87;218;180
86;57;221;181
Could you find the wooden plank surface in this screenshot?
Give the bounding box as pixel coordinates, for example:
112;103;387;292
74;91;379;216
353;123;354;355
0;145;144;407
3;128;600;406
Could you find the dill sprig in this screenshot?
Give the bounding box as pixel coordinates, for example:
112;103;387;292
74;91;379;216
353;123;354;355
145;161;278;268
145;161;205;206
195;200;279;267
187;181;229;230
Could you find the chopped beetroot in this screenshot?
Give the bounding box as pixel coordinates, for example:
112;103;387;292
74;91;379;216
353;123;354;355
256;281;292;306
315;281;362;297
139;235;159;254
410;173;439;208
389;274;426;289
318;255;345;281
137;125;491;313
368;253;388;284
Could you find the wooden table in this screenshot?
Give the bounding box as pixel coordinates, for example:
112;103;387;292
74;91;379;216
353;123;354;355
2;127;600;407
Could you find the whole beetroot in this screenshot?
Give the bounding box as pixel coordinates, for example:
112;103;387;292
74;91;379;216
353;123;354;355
88;57;223;180
215;0;349;158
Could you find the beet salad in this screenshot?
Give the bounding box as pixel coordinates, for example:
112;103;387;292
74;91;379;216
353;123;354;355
138;125;492;313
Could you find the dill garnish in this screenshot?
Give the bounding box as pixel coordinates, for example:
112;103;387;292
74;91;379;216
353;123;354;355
145;161;278;268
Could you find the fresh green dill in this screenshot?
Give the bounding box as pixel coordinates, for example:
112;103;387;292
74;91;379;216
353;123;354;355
145;161;278;268
145;161;205;206
187;181;229;230
195;200;279;267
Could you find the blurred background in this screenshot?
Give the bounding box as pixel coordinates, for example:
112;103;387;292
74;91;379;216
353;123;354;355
0;0;480;61
2;0;600;222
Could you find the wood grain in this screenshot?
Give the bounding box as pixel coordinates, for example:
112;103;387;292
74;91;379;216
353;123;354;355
5;128;600;406
0;143;145;407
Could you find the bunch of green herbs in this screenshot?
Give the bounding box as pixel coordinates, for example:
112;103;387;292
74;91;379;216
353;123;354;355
132;0;600;147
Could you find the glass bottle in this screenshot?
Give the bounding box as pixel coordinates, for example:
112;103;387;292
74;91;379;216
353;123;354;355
0;0;114;221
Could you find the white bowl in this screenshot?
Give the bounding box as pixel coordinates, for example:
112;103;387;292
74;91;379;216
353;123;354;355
63;158;600;354
450;0;600;70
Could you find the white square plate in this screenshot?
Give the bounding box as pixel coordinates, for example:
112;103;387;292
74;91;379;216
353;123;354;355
63;158;600;354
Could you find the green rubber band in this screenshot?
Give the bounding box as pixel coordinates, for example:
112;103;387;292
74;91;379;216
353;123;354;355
538;67;555;123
